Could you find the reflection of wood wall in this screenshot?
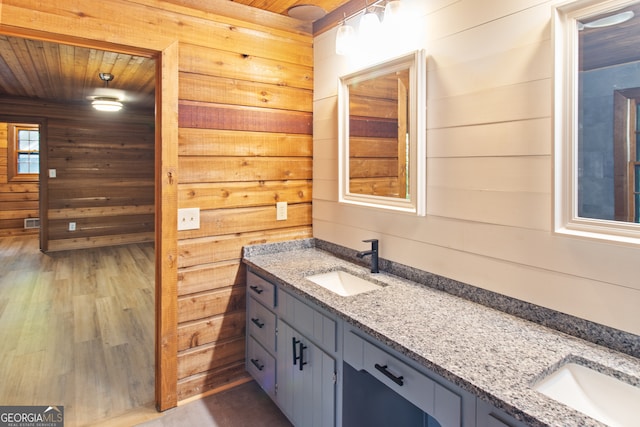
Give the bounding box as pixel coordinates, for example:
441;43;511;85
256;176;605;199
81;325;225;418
0;122;39;237
0;98;155;250
348;71;406;197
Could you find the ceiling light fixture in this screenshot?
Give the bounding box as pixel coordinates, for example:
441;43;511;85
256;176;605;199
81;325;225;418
92;73;123;112
335;0;406;55
287;4;326;21
578;10;634;30
336;20;357;55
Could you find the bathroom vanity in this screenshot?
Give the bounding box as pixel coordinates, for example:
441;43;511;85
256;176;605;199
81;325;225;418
243;239;640;427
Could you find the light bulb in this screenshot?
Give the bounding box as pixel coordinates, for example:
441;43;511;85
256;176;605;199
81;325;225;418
92;97;123;112
359;10;381;41
383;1;404;27
335;23;356;55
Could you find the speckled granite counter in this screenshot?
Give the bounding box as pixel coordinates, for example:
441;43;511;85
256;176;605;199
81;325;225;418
243;239;640;427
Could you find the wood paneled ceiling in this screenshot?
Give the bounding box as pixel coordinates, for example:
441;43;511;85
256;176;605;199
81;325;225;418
0;35;156;110
579;2;640;71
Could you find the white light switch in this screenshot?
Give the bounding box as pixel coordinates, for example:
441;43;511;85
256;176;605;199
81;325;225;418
49;169;56;178
178;208;200;231
276;202;287;221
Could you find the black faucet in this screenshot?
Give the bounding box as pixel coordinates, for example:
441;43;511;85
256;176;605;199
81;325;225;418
356;239;379;273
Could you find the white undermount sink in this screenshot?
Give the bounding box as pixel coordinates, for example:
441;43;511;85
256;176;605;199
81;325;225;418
305;270;382;297
534;362;640;427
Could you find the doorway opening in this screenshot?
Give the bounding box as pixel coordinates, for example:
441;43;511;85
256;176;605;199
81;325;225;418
0;29;177;422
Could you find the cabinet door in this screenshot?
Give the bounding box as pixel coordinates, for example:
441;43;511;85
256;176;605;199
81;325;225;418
277;319;336;427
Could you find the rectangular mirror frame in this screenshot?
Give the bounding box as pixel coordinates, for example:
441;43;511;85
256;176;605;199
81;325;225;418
338;49;426;215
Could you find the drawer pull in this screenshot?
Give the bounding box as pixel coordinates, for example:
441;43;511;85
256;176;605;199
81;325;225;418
249;285;264;294
292;337;301;366
251;317;265;328
375;363;404;386
250;358;264;371
299;342;308;371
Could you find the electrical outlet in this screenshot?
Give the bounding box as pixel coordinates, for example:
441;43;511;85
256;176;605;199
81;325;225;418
68;222;76;231
276;202;287;221
178;207;200;231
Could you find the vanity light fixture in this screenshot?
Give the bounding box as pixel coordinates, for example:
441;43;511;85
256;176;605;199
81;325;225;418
91;72;123;112
359;6;382;40
335;0;406;55
336;18;357;55
383;1;404;25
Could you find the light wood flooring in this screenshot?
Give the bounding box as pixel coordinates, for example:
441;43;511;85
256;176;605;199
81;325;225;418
0;235;156;427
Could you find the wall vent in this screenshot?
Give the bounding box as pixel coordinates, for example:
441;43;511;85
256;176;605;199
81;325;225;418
24;218;40;229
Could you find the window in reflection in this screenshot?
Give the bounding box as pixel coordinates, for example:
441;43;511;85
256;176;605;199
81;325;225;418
555;0;640;242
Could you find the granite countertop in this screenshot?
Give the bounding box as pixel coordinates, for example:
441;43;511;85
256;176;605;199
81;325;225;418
243;242;640;427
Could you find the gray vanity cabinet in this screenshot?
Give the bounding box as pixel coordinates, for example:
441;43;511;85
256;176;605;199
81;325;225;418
343;325;476;427
277;319;336;427
245;267;526;427
246;272;277;399
276;287;337;427
246;270;337;427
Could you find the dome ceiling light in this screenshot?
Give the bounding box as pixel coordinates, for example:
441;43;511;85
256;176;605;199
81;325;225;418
577;10;634;30
90;72;123;112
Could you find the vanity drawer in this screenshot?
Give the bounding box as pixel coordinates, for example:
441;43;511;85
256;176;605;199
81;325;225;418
247;296;276;353
247;336;276;398
247;271;276;309
345;330;462;427
363;338;436;416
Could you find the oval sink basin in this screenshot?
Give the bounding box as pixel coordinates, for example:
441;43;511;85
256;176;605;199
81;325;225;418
534;362;640;427
305;270;381;297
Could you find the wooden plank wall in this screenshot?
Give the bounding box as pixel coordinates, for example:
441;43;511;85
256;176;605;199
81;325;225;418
0;0;314;404
175;38;313;399
0;121;39;237
0;98;155;251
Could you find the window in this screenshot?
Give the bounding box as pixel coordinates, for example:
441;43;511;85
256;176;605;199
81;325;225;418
554;0;640;244
8;124;39;181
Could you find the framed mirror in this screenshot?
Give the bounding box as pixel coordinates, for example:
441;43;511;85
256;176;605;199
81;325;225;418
554;0;640;243
338;50;426;215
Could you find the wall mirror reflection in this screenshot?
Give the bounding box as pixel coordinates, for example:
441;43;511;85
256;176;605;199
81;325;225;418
555;0;640;241
338;50;425;215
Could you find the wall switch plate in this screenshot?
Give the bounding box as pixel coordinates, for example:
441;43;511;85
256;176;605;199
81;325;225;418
49;169;56;178
276;202;287;221
68;222;76;231
178;207;200;231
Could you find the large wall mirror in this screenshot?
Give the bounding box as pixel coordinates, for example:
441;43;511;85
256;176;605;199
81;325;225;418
338;50;426;215
555;0;640;243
